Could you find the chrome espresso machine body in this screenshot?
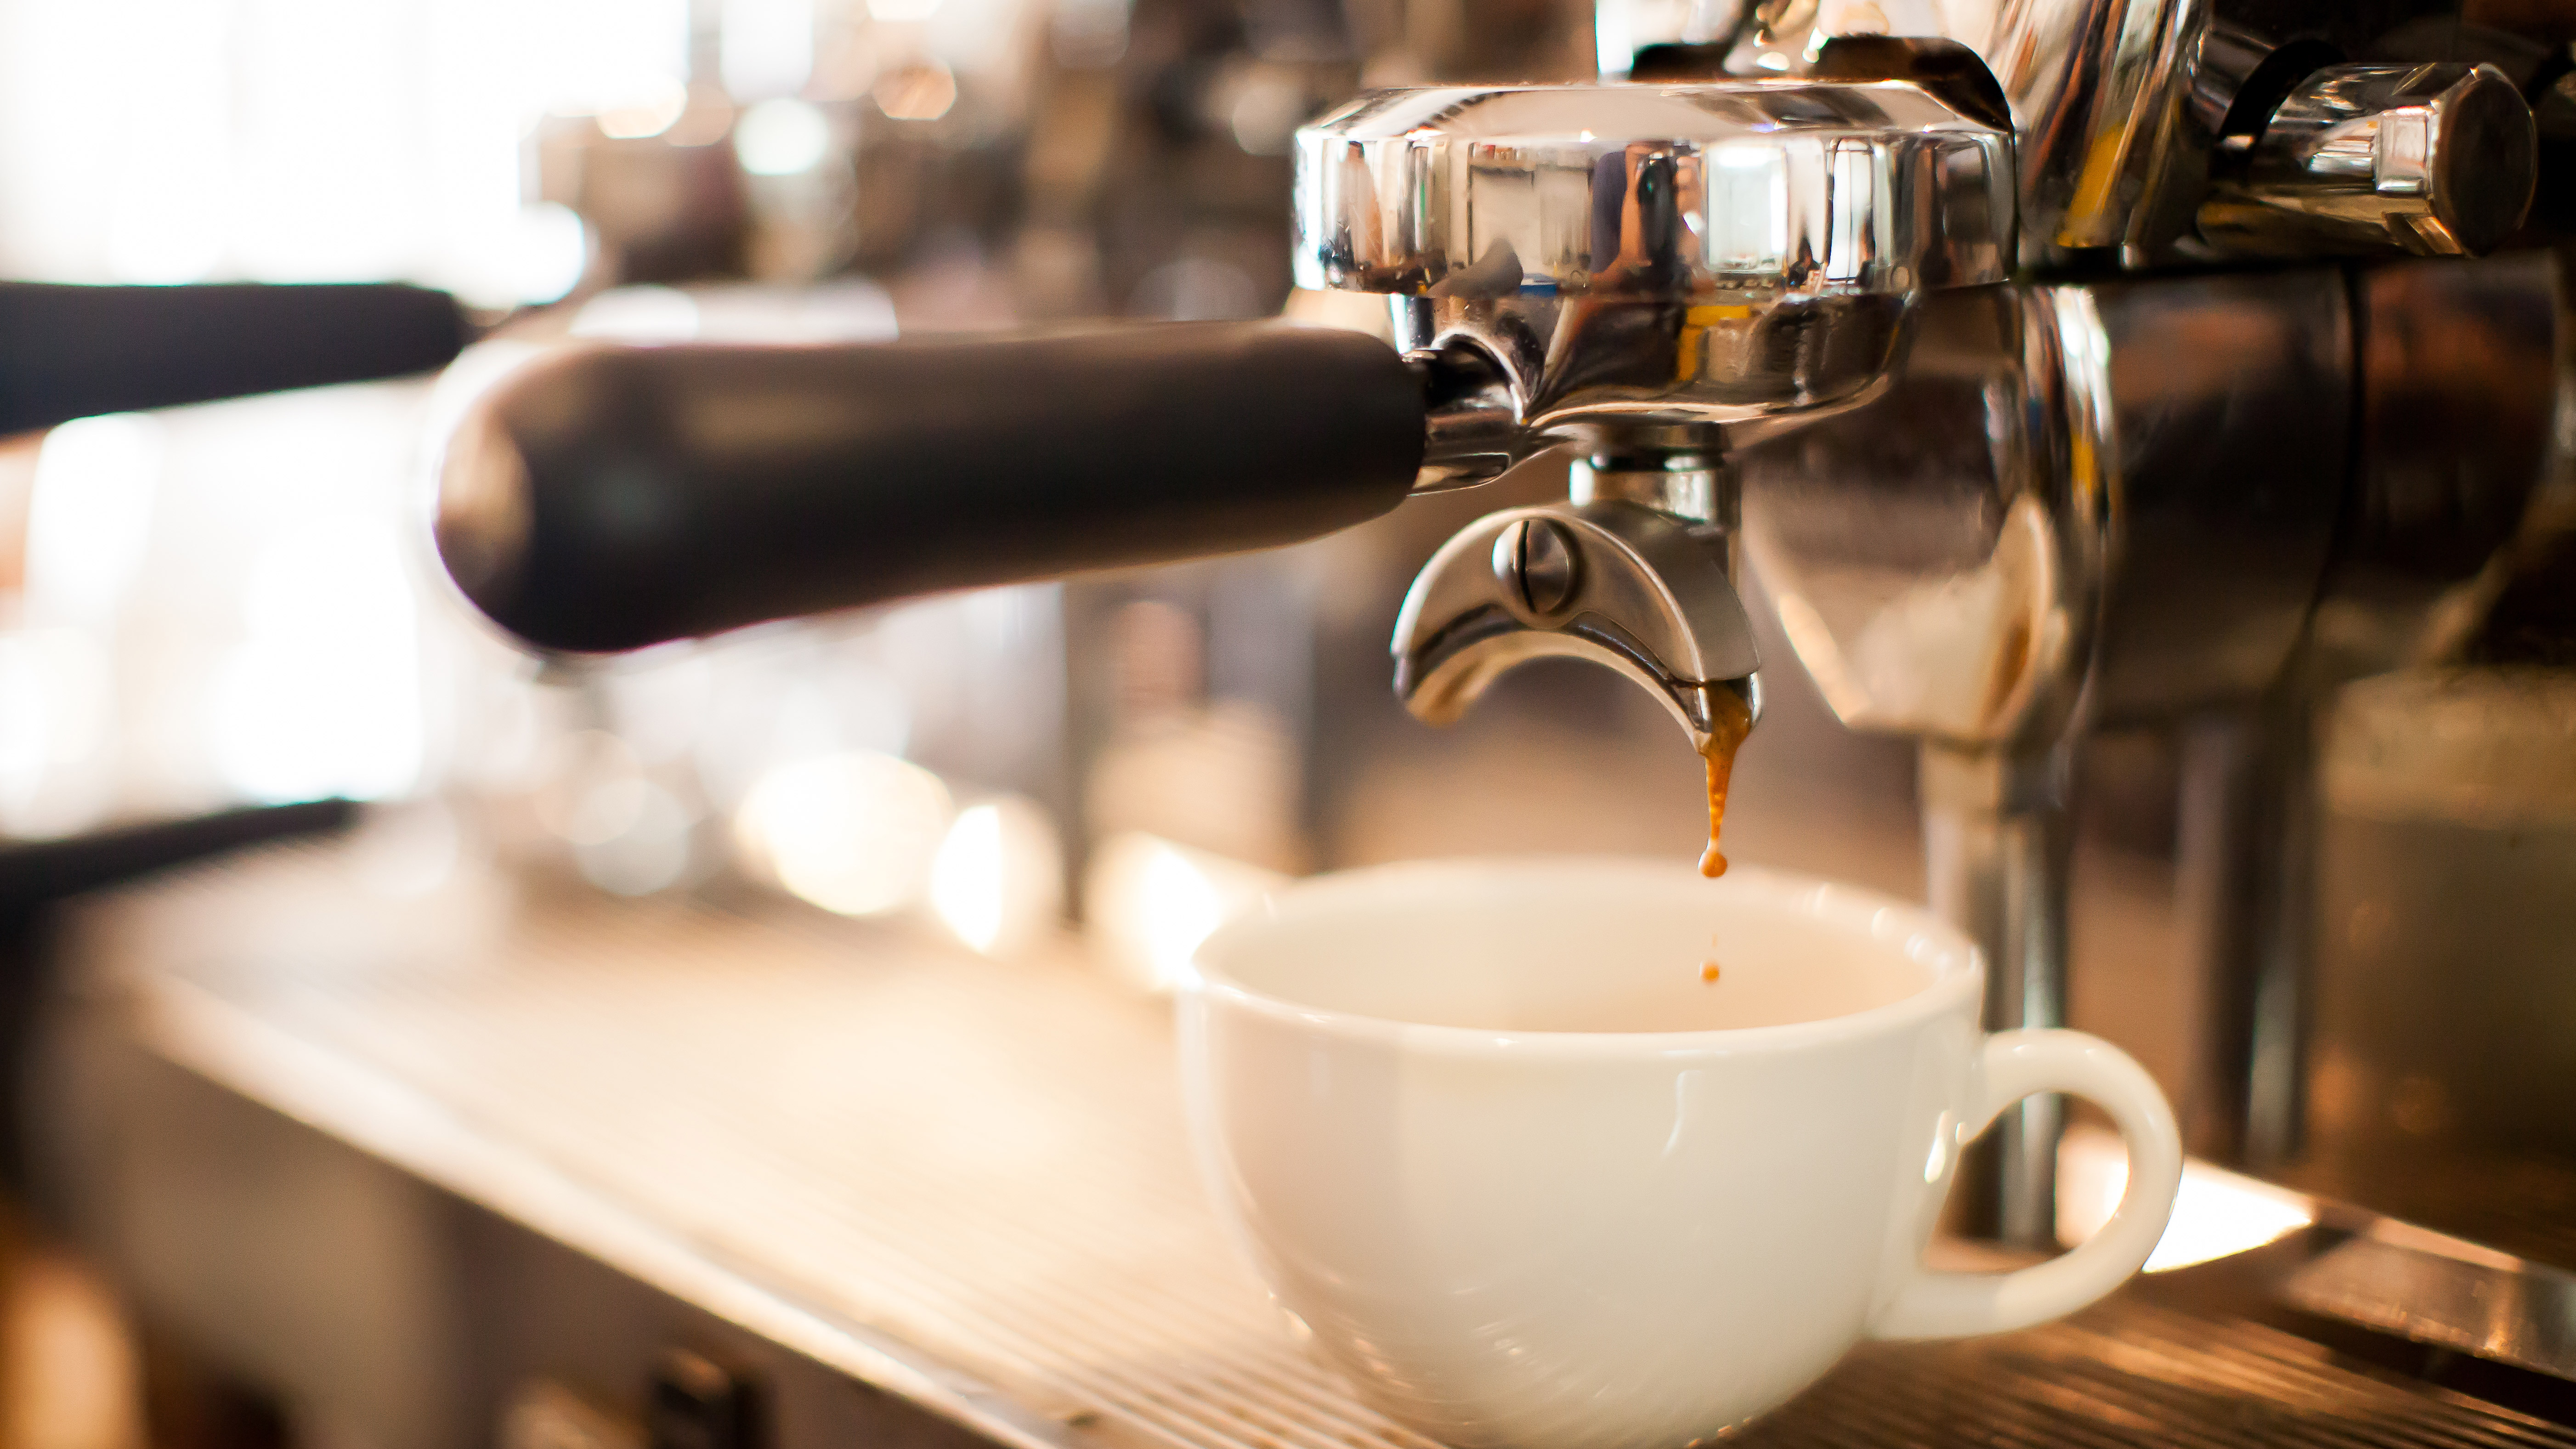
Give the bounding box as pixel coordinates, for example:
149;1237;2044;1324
432;0;2576;1379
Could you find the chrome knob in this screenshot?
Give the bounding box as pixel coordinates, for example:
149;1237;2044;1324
2199;62;2538;259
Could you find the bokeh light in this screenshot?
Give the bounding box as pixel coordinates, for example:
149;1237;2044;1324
736;751;953;917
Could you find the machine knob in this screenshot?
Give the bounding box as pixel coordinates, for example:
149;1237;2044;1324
2199;62;2536;258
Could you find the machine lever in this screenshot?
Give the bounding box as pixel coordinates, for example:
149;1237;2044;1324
0;281;470;434
434;322;1427;655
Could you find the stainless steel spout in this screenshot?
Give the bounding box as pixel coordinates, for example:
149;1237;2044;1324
1393;452;1763;748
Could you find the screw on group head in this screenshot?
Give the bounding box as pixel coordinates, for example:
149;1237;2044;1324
1492;515;1580;622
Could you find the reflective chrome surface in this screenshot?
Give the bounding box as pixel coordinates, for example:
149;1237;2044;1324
1694;0;2205;259
1392;497;1762;747
2295;668;2576;1274
1734;262;2399;1241
1734;282;2120;1244
1296;80;2012;461
1730;242;2568;1247
1738;283;2113;751
2200;63;2538;259
1632;0;2547;266
2284;1219;2576;1384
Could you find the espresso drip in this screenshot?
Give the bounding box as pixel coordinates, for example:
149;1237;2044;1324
1697;689;1754;878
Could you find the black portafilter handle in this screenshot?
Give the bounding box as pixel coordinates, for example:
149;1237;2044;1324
434;321;1428;655
0;280;470;435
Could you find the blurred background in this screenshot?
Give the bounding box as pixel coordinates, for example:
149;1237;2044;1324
0;0;2485;1443
0;0;1933;991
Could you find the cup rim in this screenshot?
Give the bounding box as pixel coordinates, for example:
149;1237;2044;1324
1183;855;1984;1058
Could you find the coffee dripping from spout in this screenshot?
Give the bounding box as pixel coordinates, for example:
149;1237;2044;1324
1315;76;2015;871
1389;454;1766;871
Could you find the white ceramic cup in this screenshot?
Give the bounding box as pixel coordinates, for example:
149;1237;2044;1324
1178;858;2182;1449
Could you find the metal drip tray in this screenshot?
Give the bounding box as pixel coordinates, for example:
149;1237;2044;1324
59;842;2576;1449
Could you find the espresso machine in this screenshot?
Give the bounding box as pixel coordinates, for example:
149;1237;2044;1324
396;0;2576;1426
441;0;2560;1151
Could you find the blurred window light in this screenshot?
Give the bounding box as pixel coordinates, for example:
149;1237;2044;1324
0;629;112;835
209;520;423;804
735;97;833;175
0;0;689;290
0;640;53;804
102;0;233;283
929;797;1063;957
26;414;163;629
419;0;529;303
722;0;815;101
530;0;691;119
508;202;591;304
209;640;424;804
873;61;958;122
736;751;953;917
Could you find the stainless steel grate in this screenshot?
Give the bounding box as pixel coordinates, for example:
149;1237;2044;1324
85;847;2576;1449
1745;1300;2573;1447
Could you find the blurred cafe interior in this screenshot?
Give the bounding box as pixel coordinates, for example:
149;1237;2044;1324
0;0;2565;1445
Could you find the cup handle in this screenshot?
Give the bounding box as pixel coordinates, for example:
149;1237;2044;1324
1869;1028;2183;1341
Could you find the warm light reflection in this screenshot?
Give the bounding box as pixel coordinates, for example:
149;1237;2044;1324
873;62;957;123
2058;1127;2315;1272
928;797;1063;956
1083;832;1283;993
596;75;690;139
736;98;832;175
736;752;953;916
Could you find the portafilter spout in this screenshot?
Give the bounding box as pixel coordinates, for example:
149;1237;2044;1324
1393;452;1761;752
1296;76;2015;758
